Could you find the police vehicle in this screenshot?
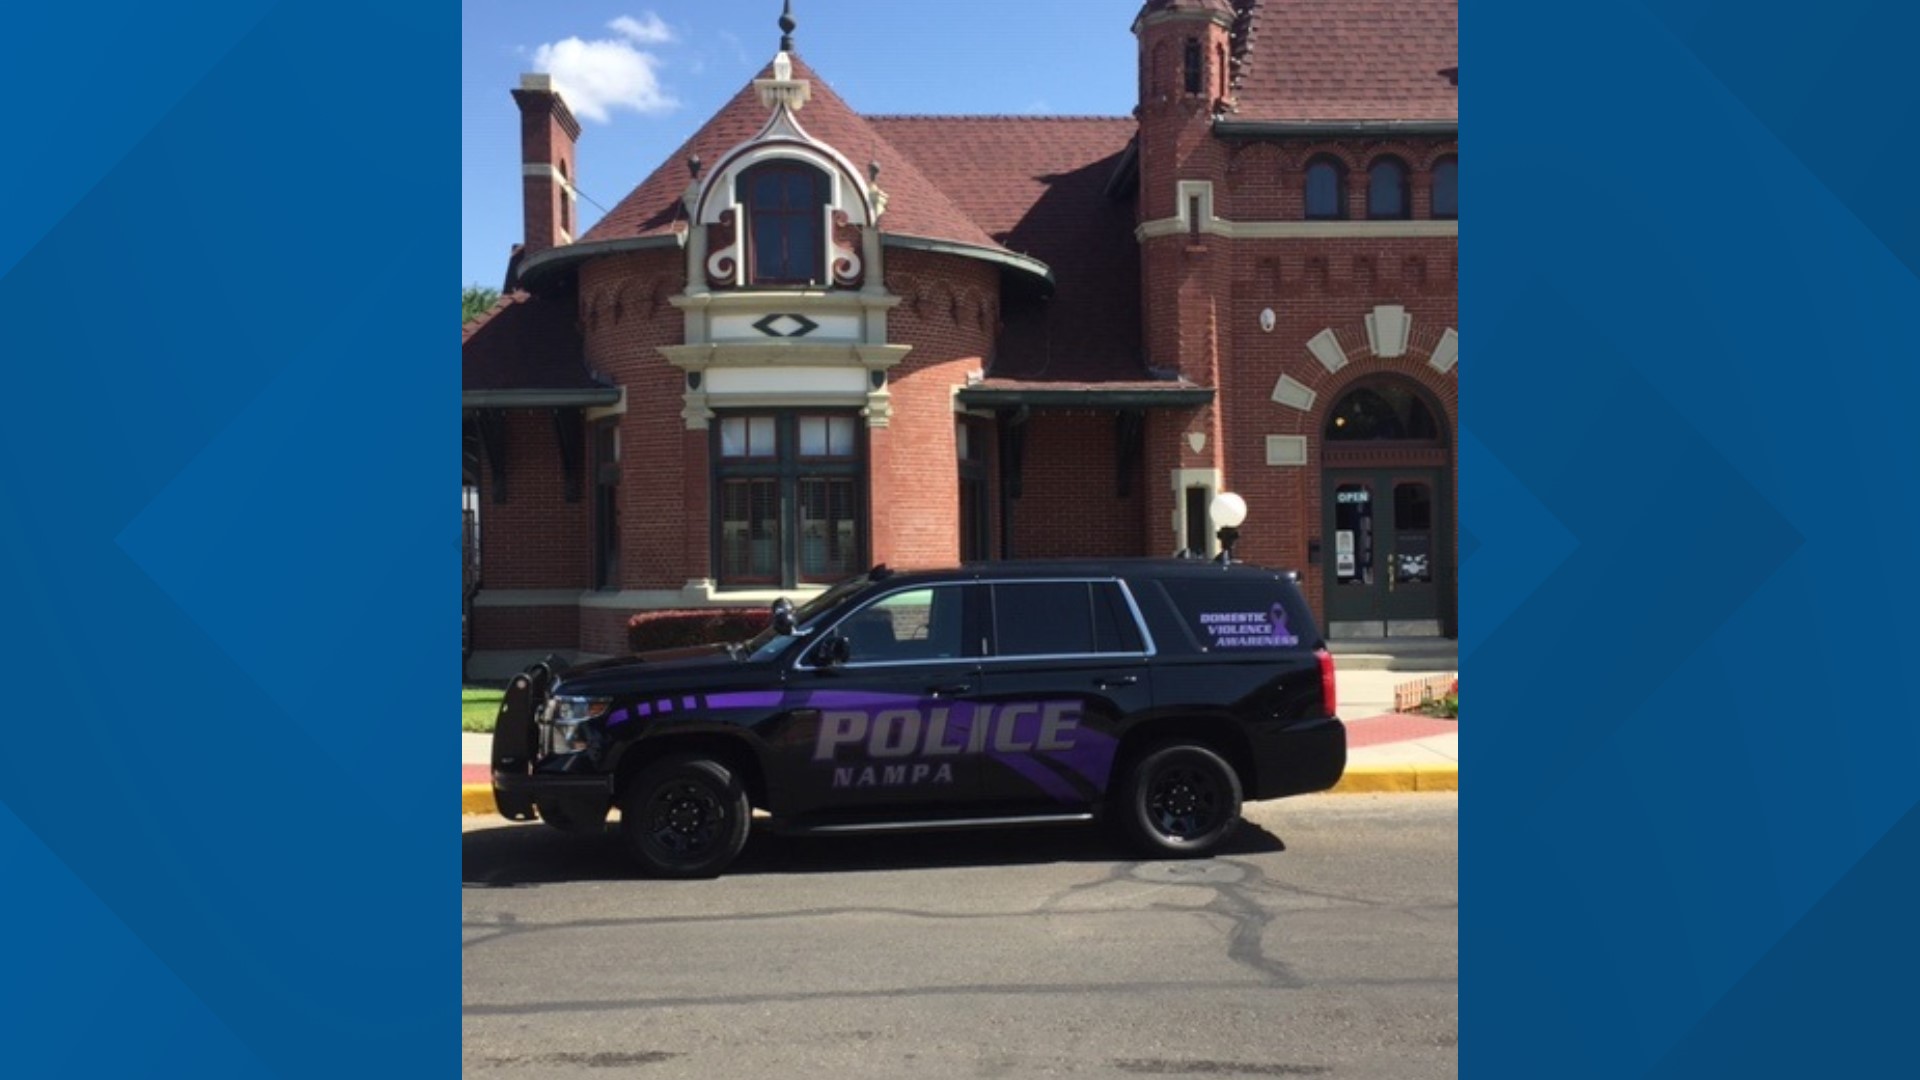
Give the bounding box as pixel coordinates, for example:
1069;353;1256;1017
490;560;1345;877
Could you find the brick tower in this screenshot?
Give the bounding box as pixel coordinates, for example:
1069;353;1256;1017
1134;0;1237;557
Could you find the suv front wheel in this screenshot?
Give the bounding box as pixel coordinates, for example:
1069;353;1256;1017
619;755;752;878
1121;743;1244;857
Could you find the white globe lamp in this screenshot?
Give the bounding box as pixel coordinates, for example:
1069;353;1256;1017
1210;492;1248;564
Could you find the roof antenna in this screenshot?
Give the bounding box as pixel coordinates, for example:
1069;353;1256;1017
779;0;796;52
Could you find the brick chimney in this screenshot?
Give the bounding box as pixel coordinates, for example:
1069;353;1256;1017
510;74;582;258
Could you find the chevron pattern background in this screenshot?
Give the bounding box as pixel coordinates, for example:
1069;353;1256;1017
1469;0;1920;1074
0;4;454;1076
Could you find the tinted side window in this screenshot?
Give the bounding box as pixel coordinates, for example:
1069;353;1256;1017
993;583;1094;657
839;587;963;664
1158;578;1315;652
991;582;1149;657
1092;582;1145;653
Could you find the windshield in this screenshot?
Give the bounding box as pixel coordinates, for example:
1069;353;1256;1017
739;575;871;661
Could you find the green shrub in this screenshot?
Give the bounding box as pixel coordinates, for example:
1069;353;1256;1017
627;608;773;653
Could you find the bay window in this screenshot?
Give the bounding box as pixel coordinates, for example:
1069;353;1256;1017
714;412;865;588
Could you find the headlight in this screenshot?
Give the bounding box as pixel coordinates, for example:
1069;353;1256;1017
549;696;612;723
543;695;611;755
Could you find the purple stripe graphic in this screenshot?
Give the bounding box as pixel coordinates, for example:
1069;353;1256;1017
806;690;925;710
704;691;784;710
1042;733;1118;791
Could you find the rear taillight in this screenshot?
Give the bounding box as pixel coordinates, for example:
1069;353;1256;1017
1315;648;1337;717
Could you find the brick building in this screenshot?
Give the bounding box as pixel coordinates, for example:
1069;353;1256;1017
462;0;1458;676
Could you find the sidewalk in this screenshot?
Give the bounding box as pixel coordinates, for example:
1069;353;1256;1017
462;666;1456;813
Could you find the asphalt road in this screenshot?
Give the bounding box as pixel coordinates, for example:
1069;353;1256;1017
463;793;1457;1079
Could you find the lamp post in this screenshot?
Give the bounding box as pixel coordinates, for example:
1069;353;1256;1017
1211;491;1248;565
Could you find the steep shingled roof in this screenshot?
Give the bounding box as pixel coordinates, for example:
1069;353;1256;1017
870;116;1147;383
462;291;605;394
1230;0;1457;122
580;54;1005;255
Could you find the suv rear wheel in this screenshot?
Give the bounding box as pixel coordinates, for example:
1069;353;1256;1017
1121;743;1243;857
619;755;751;878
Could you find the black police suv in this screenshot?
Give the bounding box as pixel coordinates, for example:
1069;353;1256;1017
490;560;1345;877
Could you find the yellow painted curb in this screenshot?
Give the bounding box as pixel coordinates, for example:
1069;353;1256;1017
463;785;496;816
1330;763;1458;794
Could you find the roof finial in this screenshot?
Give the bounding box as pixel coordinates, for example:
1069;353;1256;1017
779;0;796;52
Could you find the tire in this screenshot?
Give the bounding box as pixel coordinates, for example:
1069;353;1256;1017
619;755;751;878
1120;743;1243;858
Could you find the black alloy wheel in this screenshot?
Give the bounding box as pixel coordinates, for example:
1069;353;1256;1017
619;755;751;878
1123;743;1243;857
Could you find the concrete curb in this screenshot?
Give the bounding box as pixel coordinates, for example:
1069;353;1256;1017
462;765;1458;816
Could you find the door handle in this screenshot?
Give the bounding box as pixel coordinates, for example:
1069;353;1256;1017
927;682;974;697
1096;675;1139;689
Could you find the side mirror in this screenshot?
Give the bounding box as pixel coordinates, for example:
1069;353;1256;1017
814;634;850;669
770;597;797;636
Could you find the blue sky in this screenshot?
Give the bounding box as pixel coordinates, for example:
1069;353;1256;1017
463;1;1145;289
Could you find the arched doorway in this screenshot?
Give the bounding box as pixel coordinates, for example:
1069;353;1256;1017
1320;378;1452;638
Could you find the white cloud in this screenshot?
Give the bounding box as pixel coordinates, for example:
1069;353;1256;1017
531;28;679;123
608;13;674;46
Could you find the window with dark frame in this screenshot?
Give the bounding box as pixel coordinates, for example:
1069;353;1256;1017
958;419;990;562
1432;156;1458;220
714;412;865;589
742;160;828;285
1305;157;1348;220
592;418;619;590
1368;157;1411;220
1184;37;1202;94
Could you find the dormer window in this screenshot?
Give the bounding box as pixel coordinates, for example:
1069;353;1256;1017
744;160;828;285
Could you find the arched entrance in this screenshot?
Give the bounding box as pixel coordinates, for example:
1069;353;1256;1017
1320;378;1453;638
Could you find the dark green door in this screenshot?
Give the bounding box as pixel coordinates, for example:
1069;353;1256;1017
1324;469;1443;637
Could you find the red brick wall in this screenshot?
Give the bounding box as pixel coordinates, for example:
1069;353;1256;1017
1218;140;1459;222
474;409;590;590
1008;410;1146;559
580;606;632;656
578;249;690;591
472;604;578;651
1218;231;1457;625
1128;42;1460;628
878;249;998;569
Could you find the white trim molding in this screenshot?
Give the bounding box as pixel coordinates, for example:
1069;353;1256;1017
1430;328;1460;373
585;387;628;423
1366;305;1412;358
1170;467;1223;558
1265;435;1308;467
1307;329;1349;374
1138;216;1457;242
1270;374;1316;412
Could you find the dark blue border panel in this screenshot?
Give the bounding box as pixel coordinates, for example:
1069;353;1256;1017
0;3;454;1076
1470;1;1920;1076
